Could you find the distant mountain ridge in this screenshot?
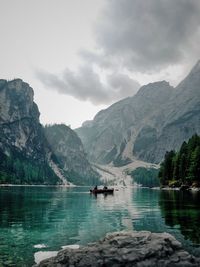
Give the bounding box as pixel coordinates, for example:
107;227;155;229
0;79;99;185
44;124;99;185
76;60;200;165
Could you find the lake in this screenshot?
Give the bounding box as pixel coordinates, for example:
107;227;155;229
0;186;200;266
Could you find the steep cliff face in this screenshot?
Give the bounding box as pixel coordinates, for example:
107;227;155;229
0;79;60;184
76;81;173;165
44;124;100;185
0;79;47;160
76;61;200;164
135;60;200;162
0;79;99;185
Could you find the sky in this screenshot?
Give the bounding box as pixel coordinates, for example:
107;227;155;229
0;0;200;128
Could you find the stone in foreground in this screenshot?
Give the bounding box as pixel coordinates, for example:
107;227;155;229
34;231;200;267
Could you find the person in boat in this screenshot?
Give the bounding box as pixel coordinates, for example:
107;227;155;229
94;185;98;190
103;186;108;190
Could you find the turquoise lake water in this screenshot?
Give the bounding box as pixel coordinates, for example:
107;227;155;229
0;186;200;266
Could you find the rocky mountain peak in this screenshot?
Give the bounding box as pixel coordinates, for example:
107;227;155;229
189;59;200;75
135;81;173;99
176;60;200;91
81;120;93;128
0;79;99;185
76;61;200;165
0;79;39;123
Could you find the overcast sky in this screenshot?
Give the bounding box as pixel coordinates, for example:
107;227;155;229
0;0;200;128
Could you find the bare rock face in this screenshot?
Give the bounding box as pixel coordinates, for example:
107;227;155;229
0;79;47;162
0;79;98;185
34;231;200;267
44;124;100;185
0;79;61;184
76;61;200;165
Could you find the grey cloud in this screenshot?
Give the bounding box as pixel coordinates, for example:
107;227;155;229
36;65;140;105
107;73;140;97
79;49;116;69
92;0;200;72
36;0;200;104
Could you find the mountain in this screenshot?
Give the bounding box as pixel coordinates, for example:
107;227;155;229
140;60;200;162
76;61;200;164
0;79;99;185
44;124;99;185
0;79;59;184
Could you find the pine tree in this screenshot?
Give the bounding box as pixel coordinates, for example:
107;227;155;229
159;134;200;187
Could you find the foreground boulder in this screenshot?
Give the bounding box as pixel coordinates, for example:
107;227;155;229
34;231;200;267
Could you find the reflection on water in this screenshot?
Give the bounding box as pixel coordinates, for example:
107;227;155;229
0;187;93;266
0;186;200;266
159;190;200;245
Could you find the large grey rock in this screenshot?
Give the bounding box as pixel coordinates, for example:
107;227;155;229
34;231;200;267
76;60;200;164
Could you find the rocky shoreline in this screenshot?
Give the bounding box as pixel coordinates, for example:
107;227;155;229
161;186;200;192
34;231;200;267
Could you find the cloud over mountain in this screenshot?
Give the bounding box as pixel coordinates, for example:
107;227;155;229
36;65;140;105
93;0;200;72
36;0;200;104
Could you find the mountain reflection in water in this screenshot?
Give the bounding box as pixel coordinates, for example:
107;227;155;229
159;190;200;245
0;186;200;266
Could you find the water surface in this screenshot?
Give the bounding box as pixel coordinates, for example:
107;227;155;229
0;186;199;266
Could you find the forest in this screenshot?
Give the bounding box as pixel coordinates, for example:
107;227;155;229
130;167;159;187
0;149;59;184
159;134;200;187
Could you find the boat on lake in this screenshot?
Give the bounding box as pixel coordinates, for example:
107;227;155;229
90;188;114;194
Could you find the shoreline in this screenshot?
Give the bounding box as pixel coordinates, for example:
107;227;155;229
0;183;76;187
161;186;200;192
1;183;200;192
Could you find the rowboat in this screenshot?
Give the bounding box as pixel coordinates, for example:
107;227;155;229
90;188;114;194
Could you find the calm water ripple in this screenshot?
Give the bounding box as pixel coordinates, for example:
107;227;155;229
0;186;200;266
